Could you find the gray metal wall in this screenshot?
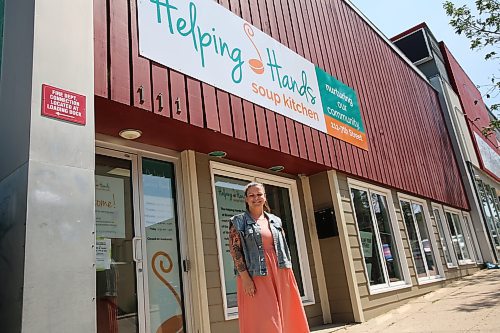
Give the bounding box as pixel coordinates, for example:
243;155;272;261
0;0;96;332
0;0;35;331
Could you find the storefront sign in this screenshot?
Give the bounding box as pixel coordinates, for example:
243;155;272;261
95;175;126;239
41;84;86;125
137;0;368;150
474;133;500;178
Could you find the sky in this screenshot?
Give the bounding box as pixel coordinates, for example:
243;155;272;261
348;0;499;115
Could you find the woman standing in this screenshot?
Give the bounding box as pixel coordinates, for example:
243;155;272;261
229;182;310;333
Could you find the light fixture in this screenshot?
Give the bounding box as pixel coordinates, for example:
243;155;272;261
208;151;227;158
119;129;142;140
269;165;285;172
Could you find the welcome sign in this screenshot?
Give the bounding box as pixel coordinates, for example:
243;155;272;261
138;0;368;150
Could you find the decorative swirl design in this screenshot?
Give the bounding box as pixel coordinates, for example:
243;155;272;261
243;23;265;74
152;251;184;333
152;251;182;307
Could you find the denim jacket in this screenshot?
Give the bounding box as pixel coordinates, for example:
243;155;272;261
230;211;292;277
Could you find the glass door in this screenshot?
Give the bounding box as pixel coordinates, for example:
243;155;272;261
95;151;145;333
95;148;187;333
141;157;186;333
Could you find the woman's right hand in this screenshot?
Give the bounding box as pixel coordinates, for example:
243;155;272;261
240;272;256;297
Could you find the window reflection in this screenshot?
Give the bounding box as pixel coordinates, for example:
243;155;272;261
434;209;454;266
401;201;426;278
351;188;404;288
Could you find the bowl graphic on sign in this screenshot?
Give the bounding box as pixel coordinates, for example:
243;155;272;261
243;23;264;75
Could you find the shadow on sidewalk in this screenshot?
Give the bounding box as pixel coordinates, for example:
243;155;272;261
453;272;500;312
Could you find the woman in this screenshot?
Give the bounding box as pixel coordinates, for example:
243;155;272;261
229;182;310;333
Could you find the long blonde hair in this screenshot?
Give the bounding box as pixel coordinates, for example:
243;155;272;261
244;182;271;212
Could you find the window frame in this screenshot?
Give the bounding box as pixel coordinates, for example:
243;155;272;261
398;194;445;284
431;203;459;269
462;212;482;263
348;179;411;294
443;206;476;265
210;161;315;320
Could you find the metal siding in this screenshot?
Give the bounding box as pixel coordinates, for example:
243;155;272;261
170;70;188;123
311;129;324;165
217;90;234;136
276;114;290;154
186;78;204;128
230;96;247;140
202;83;220;131
319;133;332;168
255;106;270;148
243;100;258;144
95;0;470;209
266;111;281;151
130;0;152;111
295;123;309;160
109;0;130;104
286;118;300;157
152;65;170;117
93;0;107;98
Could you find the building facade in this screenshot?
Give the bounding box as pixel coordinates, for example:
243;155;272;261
0;1;487;333
393;23;500;263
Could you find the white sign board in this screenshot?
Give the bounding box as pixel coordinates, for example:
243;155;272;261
138;0;369;150
96;238;112;271
95;175;126;238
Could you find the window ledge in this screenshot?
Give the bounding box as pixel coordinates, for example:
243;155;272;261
369;283;412;295
458;260;476;266
302;299;316;307
417;276;446;285
446;264;459;269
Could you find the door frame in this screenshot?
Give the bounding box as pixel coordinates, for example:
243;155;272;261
96;140;193;333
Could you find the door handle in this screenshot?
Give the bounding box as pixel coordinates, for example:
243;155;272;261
132;237;143;263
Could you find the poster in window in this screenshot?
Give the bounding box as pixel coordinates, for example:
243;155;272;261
360;231;373;258
95;175;125;239
214;178;247;308
95;238;111;271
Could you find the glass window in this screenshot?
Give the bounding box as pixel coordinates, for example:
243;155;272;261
400;200;440;280
213;175;249;311
142;158;186;333
211;165;314;319
477;182;500;253
485;185;500;253
433;208;457;267
265;183;304;295
351;187;405;289
462;214;480;263
445;211;472;264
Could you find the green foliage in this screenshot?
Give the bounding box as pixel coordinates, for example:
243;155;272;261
444;0;500;134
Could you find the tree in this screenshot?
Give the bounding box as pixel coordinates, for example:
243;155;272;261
443;0;500;136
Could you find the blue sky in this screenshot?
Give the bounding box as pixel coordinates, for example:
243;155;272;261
348;0;499;115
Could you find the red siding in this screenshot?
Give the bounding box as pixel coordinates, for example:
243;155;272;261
94;0;469;209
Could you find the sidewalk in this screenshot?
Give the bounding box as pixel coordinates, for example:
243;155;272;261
313;269;500;333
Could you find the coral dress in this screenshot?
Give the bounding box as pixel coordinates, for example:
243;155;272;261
237;219;310;333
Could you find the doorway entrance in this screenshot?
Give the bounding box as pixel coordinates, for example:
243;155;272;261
95;147;187;333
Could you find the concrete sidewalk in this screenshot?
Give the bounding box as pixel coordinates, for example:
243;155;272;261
313;269;500;333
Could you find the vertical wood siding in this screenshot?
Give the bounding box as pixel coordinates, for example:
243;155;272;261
94;0;469;210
